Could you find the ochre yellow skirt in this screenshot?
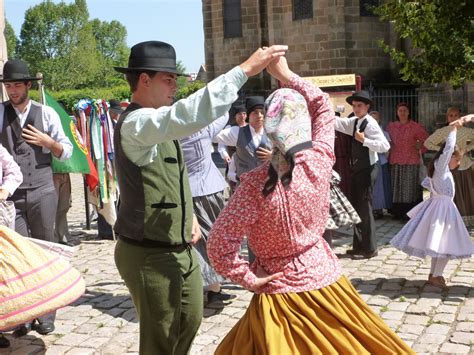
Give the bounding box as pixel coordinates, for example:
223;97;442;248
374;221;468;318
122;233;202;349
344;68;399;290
216;276;414;354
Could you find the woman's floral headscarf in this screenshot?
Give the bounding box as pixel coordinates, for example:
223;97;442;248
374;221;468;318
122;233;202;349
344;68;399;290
262;88;313;196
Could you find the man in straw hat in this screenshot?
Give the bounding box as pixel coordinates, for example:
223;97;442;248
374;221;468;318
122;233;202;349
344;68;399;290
112;40;287;354
0;59;73;335
334;91;390;259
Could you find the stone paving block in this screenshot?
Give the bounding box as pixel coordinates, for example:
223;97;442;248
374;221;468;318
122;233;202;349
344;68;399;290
439;342;471;354
367;297;390;306
9;345;44;355
73;323;100;334
456;322;474;332
404;314;430;325
457;312;474;322
381;311;404;321
396;332;418;341
387;302;410;312
44;345;72;354
90;326;119;338
65;348;95;354
417;333;447;344
193;334;219;346
450;332;474;345
398;324;424;335
406;304;433;315
54;333;90;347
412;342;440;353
425;323;451;335
432;313;456;323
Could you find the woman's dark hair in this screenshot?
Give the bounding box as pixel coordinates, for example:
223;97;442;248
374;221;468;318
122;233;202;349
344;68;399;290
262;154;295;197
125;70;158;92
427;142;463;177
395;102;411;121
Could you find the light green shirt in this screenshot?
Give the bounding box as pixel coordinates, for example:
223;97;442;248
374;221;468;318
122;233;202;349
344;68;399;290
121;66;247;166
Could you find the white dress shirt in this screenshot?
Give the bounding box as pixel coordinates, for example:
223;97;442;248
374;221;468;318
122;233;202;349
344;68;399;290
0;100;73;161
335;114;390;165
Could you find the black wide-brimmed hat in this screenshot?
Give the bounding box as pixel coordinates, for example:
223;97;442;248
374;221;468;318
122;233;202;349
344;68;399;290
108;99;125;114
246;96;265;115
0;59;40;82
114;41;185;76
346;90;373;106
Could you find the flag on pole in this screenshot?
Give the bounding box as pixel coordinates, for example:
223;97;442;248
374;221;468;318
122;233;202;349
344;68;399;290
44;91;99;190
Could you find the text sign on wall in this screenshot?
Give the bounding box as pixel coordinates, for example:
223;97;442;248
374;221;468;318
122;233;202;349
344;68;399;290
304;74;356;88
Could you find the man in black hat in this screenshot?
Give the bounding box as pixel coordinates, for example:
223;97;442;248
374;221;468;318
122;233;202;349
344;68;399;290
112;40;287;354
0;59;73;335
334;91;390;258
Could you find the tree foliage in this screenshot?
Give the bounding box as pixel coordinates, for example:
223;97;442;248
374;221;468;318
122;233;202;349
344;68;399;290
4;20;17;58
374;0;474;88
15;0;127;90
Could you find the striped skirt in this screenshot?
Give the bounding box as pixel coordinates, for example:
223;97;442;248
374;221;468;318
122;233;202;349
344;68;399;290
0;226;85;331
452;167;474;226
192;191;226;287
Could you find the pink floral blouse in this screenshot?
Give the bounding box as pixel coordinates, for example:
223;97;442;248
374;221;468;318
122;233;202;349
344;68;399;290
387;120;429;165
207;74;342;294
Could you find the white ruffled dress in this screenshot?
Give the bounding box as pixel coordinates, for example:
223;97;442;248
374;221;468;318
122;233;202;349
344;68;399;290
390;129;474;259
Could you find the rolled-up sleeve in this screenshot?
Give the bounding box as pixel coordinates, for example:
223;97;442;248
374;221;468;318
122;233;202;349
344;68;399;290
43;106;73;161
121;66;247;165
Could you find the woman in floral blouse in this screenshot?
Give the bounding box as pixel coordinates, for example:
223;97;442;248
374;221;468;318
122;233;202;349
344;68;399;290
208;57;413;354
387;103;429;220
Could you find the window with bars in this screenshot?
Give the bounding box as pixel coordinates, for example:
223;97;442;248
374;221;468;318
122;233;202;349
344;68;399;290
293;0;313;21
360;0;379;17
223;0;242;38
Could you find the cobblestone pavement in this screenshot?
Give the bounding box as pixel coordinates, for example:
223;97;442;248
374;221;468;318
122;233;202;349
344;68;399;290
1;174;474;355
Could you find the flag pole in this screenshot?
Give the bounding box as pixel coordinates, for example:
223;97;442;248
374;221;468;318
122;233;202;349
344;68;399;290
39;78;91;231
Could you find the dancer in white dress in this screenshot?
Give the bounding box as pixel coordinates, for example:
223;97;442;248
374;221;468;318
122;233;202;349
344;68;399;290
390;114;474;290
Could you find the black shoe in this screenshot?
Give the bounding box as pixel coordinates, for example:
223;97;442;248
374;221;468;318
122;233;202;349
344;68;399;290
361;250;378;259
0;335;10;348
346;249;362;256
98;234;114;240
12;323;32;337
32;321;55;335
207;291;237;304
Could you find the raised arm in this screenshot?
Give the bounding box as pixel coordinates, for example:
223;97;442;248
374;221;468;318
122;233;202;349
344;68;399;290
266;57;334;158
434;127;457;172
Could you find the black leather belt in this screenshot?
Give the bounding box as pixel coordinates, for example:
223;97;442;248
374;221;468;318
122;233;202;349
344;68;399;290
118;234;188;251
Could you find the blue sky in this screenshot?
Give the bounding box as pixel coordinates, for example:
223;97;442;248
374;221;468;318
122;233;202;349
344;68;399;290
4;0;205;73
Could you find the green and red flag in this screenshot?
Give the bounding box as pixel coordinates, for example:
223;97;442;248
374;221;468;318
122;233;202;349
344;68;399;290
44;91;99;189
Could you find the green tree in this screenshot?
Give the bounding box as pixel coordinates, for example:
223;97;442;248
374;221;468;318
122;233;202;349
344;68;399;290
90;18;128;86
4;19;17;58
374;0;474;88
16;0;128;90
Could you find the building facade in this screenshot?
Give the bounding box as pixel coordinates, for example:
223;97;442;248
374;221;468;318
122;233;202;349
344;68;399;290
202;0;399;94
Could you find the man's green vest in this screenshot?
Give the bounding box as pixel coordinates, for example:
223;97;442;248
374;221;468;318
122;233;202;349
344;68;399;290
113;103;193;246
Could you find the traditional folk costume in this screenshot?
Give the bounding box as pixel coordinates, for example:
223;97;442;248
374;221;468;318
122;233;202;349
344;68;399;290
113;41;250;355
208;75;413;354
372;130;393;216
424;125;474;227
335;93;390;256
387;120;429;219
0;60;73;331
0;226;85;332
180;115;229;293
391;129;474;263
